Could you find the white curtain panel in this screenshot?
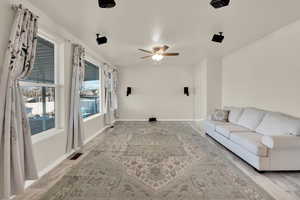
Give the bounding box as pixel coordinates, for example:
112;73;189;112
103;65;118;125
103;65;112;125
66;45;85;153
111;69;118;111
0;7;39;199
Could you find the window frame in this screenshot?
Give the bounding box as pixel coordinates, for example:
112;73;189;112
19;30;63;141
81;55;103;122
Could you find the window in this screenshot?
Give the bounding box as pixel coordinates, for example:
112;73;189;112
80;60;101;118
21;36;57;135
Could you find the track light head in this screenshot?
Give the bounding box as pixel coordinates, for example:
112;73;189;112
210;0;230;9
98;0;116;8
212;32;224;43
96;34;108;45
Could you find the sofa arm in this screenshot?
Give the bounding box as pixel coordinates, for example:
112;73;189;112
262;135;300;149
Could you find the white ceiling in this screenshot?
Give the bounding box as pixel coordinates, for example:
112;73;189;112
27;0;300;67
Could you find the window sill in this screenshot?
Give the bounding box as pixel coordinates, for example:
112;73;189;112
32;128;64;144
83;113;104;122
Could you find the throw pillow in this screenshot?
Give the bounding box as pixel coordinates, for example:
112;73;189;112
211;109;229;122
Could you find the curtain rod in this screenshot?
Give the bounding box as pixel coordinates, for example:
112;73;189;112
104;62;117;71
11;3;22;10
11;3;40;18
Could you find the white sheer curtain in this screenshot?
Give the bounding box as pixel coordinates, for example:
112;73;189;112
103;64;118;126
0;6;39;199
66;45;85;153
111;69;118;111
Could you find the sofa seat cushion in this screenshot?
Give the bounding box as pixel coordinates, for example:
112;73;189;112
237;108;266;130
203;120;229;133
216;124;252;138
230;132;268;157
256;112;300;136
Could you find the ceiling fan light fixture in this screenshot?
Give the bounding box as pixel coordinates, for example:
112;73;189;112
98;0;116;8
152;54;164;61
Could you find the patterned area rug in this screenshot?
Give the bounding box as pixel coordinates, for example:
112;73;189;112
39;122;275;200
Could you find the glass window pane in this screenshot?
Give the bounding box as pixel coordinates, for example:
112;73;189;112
80;61;100;118
25;37;55;84
22;86;55;135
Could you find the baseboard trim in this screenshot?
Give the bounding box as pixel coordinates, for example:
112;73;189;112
25;124;110;189
25;150;75;189
116;119;197;122
116;119;147;121
84;125;110;145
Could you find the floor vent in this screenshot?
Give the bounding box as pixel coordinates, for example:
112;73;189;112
69;153;83;160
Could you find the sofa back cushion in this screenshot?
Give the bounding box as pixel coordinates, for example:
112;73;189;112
224;107;244;124
256;112;300;136
237;108;266;130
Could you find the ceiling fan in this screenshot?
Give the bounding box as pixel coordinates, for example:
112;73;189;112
138;45;180;61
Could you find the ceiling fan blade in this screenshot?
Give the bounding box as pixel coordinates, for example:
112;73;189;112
162;53;180;56
141;55;152;59
138;49;153;54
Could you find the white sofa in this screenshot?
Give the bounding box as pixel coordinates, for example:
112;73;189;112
203;107;300;171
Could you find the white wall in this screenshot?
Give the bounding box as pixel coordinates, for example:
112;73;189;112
206;58;223;115
0;1;14;68
193;62;204;120
0;0;110;179
193;58;223;121
223;19;300;117
117;65;194;120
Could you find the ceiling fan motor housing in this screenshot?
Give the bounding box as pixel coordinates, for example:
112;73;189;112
98;0;116;8
210;0;230;9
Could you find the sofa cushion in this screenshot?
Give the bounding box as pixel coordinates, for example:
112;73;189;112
216;124;253;138
211;109;229;122
224;107;244;124
230;132;268;157
202;120;229;133
256;112;300;136
237;108;266;130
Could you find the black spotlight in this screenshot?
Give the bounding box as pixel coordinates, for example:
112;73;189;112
98;0;116;8
96;34;108;45
126;87;132;96
184;87;189;96
212;32;224;43
210;0;230;9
